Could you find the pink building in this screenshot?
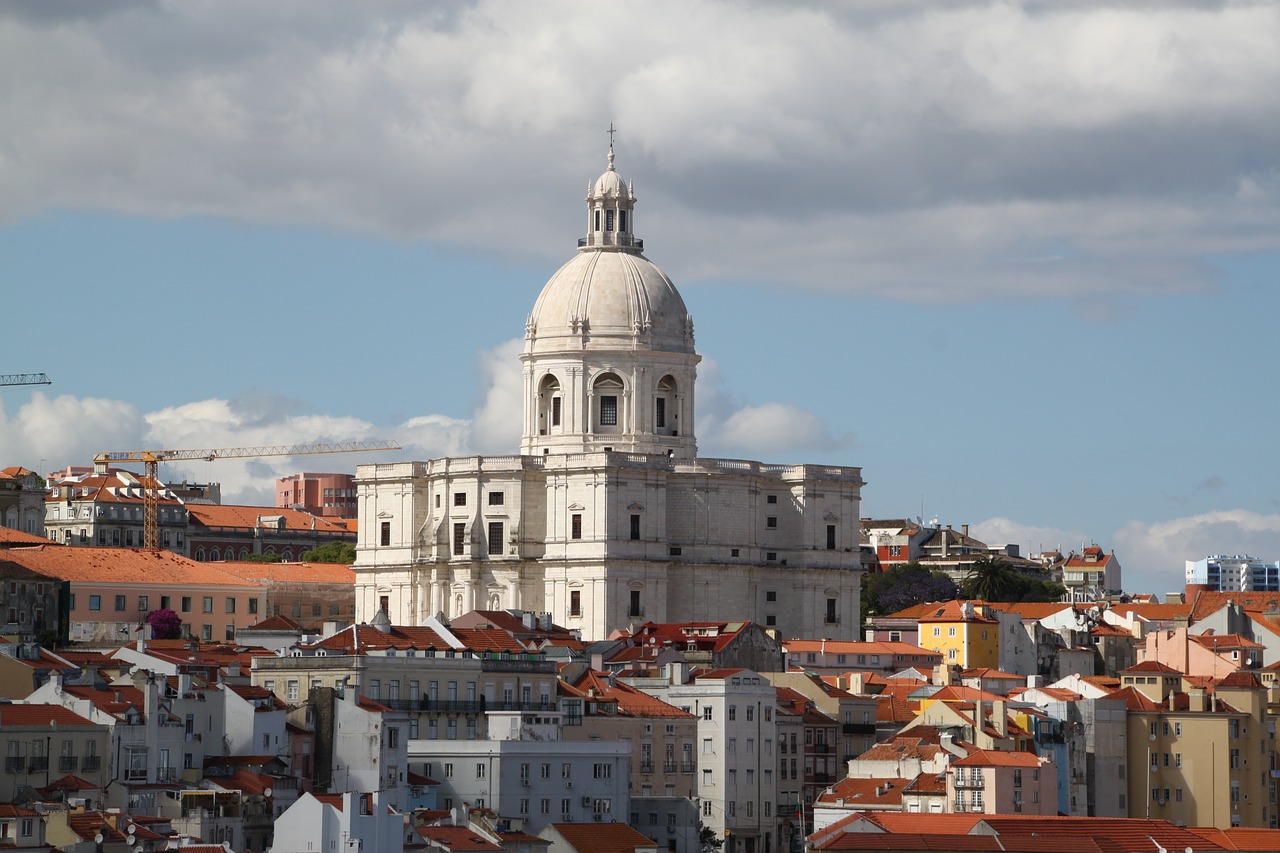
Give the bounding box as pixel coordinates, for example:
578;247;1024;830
947;749;1055;815
276;472;357;518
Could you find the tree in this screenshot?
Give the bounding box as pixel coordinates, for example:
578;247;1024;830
145;608;183;640
962;556;1021;602
961;556;1067;603
242;552;283;563
301;541;357;564
862;562;958;624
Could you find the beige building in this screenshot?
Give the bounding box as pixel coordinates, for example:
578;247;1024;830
354;148;864;643
946;749;1056;816
1113;664;1274;828
0;703;110;806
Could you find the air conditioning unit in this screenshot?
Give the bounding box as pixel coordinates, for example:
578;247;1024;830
582;797;591;807
521;779;530;787
565;781;573;789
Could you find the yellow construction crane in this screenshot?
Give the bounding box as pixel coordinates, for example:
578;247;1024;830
93;440;401;550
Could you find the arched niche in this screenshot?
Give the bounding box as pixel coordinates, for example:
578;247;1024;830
537;373;563;435
592;372;625;433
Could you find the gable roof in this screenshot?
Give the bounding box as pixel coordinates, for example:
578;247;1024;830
186;503;354;534
546;822;658;853
1;544;263;587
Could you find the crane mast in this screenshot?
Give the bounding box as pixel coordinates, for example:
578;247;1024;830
0;373;52;387
93;440;400;550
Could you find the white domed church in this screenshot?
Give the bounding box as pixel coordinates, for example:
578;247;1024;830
353;148;865;641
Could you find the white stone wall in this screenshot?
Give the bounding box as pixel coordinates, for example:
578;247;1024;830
355;453;863;641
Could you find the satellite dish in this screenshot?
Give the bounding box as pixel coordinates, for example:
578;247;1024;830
224;843;232;851
264;787;273;798
135;846;144;853
95;834;105;844
127;834;136;845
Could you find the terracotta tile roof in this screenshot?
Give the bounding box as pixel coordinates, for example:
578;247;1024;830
840;812;988;835
0;703;98;727
407;771;439;786
1;544;264;587
546;822;658;853
312;792;344;810
39;774;102;793
951;748;1042;768
927;685;1007;704
1103;686;1160;712
1023;687;1083;702
959;667;1022;681
812;832;999;850
692;667;748;681
305;624;456;654
1216;671;1264;690
247;614;304;631
561;670;695;718
629;621;756;653
450;627;528;654
816;776;910;807
209;767;275;795
1122;660;1182;674
1189;591;1280;622
1109;602;1192;622
1189;633;1264;651
186;503;355;534
60;683;146;720
416;825;505;851
880;601;954;620
1186;827;1280;850
857;737;945;762
904;773;948;795
0;526;50;545
916;602;998;624
1090;622;1131;637
993;602;1073;620
216;560;356;584
874;694;919;724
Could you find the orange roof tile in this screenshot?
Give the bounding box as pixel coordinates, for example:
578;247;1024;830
816;776;910;807
547;822;658;853
561;670;695;719
951;749;1042;768
0;703;98;727
0;526;50;545
2;544;263;587
415;825;504;851
216;560;356;584
187;504;354;534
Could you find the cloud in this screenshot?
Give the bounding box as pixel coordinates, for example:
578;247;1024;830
1;1;1277;302
703;402;853;458
0;393;148;472
1113;509;1280;596
971;517;1092;557
470;338;525;454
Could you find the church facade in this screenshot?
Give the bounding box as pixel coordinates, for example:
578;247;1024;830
353;149;865;641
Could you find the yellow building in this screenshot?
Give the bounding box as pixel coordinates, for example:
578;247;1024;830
1114;662;1275;828
918;601;999;669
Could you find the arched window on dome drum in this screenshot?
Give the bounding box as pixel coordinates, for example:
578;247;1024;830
595;210;601;232
593;373;624;431
606;210;614;232
656;375;678;436
537;375;562;434
619;210;627;233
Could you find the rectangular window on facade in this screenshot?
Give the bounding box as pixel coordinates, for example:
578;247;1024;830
89;595;101;611
655;397;665;428
766;516;777;528
114;595;126;611
488;492;504;506
767;494;778;504
827;524;836;550
551;396;562;426
630;514;640;540
380;522;391;546
225;597;236;614
570;590;581;617
488;522;504;556
826;598;838;623
453;523;466;555
629;590;642;617
600;395;618;426
571;514;582;540
203;597;213;613
605;209;615;232
454;492;467;506
138;595;149;612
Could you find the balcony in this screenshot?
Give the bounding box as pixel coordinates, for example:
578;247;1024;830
82;756;101;772
59;756;79;772
4;757;24;774
639;761;654;774
28;757;48;773
842;723;876;735
812;743;832;754
681;762;695;773
812;772;832;784
156;766;179;783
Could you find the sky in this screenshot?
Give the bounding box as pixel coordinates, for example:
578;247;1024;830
2;0;1278;597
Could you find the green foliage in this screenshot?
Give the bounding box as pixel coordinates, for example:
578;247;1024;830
698;822;722;850
242;552;284;563
862;561;958;624
961;556;1065;603
301;541;357;564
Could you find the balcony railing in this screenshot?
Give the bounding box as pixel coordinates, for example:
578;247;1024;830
28;757;48;773
82;756;101;772
812;743;831;754
639;761;654;773
663;761;678;774
59;756;79;772
812;772;832;784
156;766;179;783
681;762;695;773
842;722;875;735
4;757;24;774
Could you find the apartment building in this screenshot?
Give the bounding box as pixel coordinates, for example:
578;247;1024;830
947;749;1056;816
0;703;109;806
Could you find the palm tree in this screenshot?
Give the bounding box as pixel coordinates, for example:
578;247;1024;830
963;555;1020;602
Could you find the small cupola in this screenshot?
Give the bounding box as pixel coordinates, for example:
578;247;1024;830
582;145;639;251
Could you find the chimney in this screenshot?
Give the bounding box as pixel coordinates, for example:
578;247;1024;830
591;652;604;671
962;524;969;538
993;700;1008;737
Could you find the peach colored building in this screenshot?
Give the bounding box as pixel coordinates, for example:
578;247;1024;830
186;504;355;562
215;560;355;629
1;544;264;644
276;472;358;518
947;749;1056;815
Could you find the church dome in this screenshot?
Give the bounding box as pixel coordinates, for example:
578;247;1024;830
528;250;693;354
525;146;694;355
